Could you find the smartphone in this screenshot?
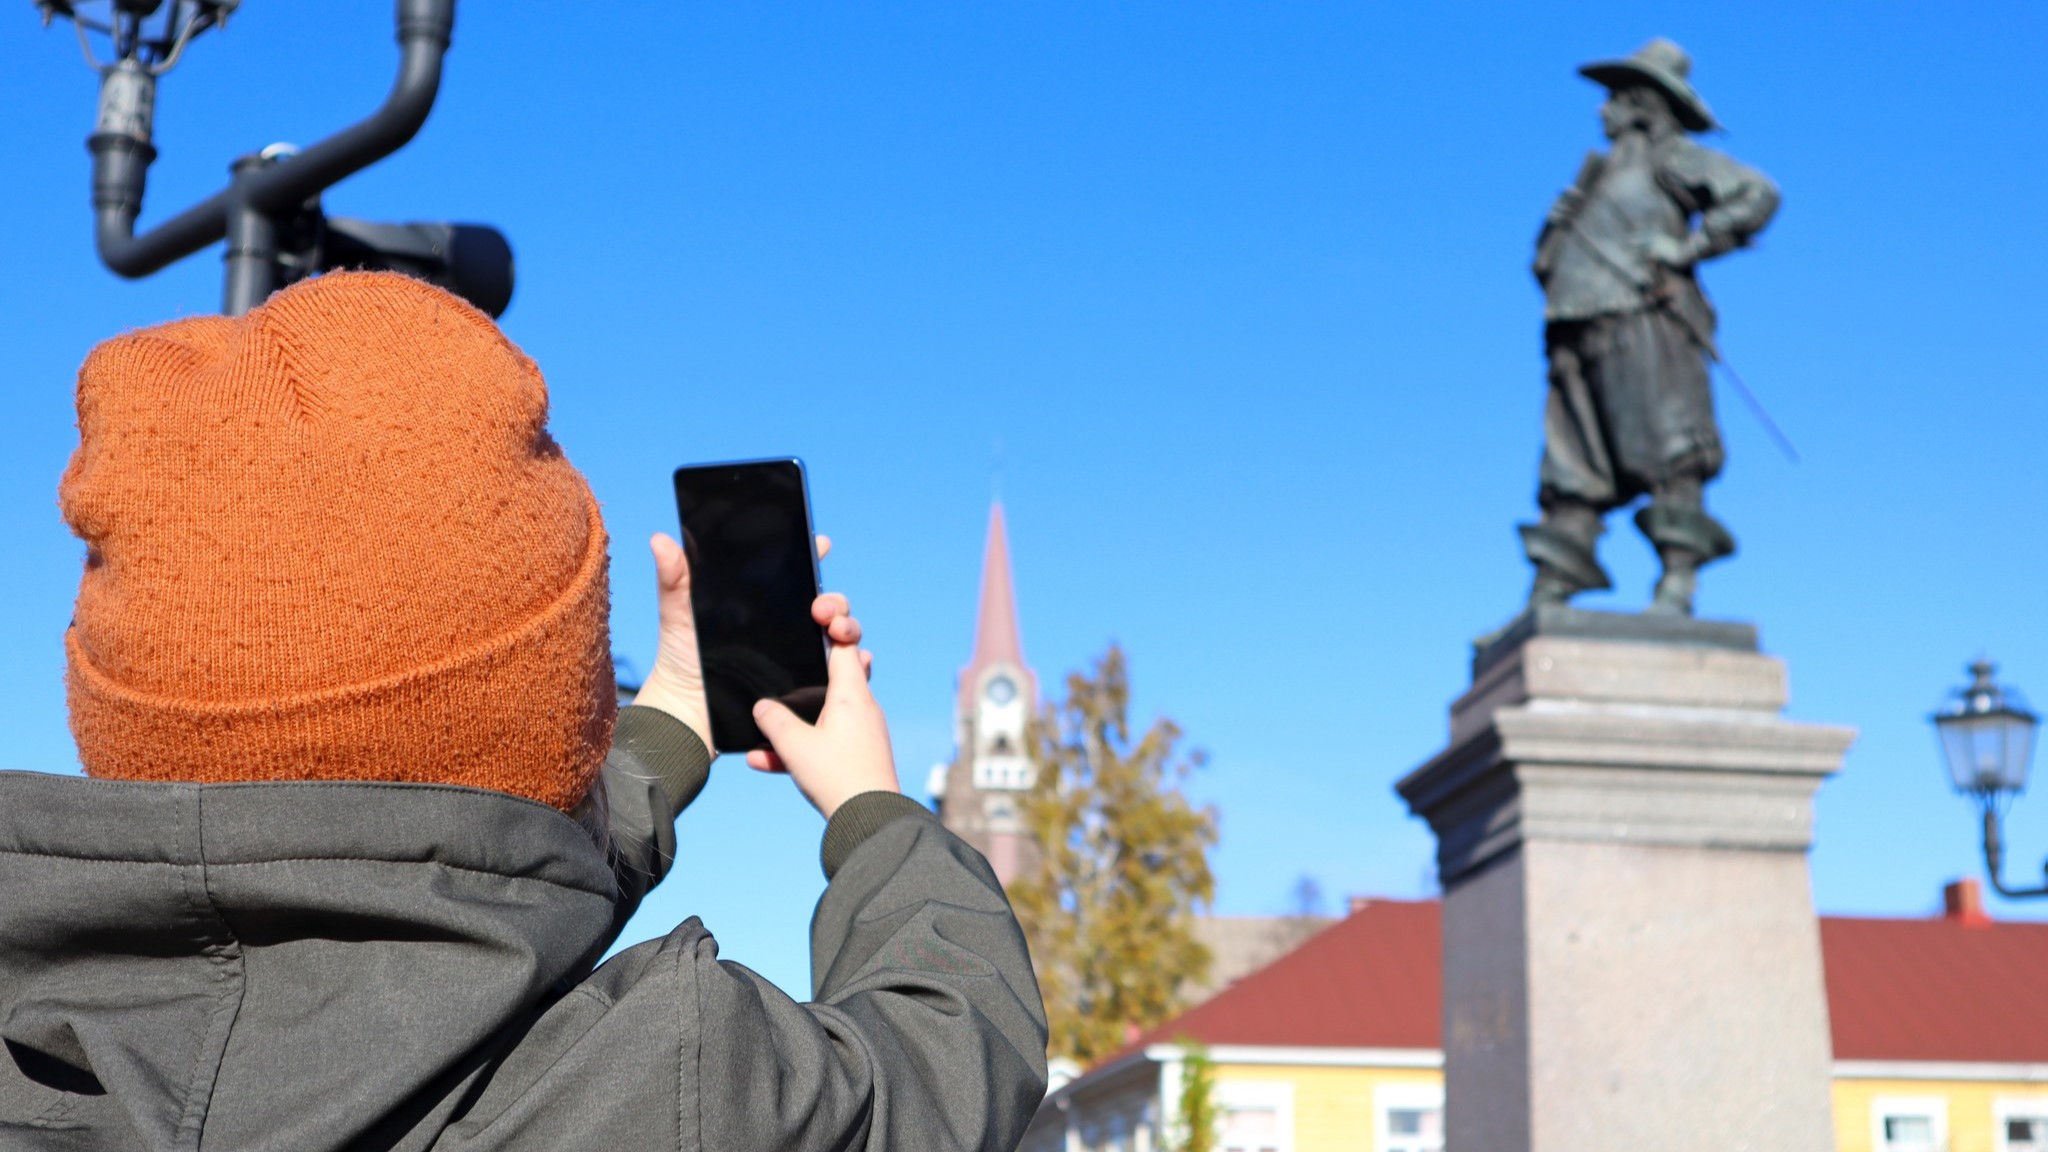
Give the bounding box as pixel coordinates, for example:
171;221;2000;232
672;458;828;753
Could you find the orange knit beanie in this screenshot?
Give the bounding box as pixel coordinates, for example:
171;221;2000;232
60;271;615;812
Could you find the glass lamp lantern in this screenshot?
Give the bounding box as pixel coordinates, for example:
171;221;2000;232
1936;659;2047;898
1935;660;2039;802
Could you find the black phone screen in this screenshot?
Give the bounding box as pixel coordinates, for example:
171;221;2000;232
672;458;827;753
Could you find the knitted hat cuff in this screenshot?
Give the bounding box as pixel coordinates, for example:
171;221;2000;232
67;492;617;812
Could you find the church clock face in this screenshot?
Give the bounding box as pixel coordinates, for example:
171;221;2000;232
985;675;1017;705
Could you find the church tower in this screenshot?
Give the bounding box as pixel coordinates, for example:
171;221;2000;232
928;503;1040;886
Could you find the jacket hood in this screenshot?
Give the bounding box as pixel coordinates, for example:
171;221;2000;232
0;770;619;1150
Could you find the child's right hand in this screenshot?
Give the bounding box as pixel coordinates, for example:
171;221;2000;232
747;596;898;819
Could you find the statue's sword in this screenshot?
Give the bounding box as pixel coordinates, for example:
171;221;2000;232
1700;347;1801;465
1560;215;1803;464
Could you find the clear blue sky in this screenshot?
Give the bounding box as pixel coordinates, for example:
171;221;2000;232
5;2;2046;994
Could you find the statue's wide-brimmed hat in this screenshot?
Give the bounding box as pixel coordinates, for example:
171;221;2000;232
1578;38;1718;133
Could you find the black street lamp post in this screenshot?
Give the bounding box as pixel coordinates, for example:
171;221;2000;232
35;0;513;317
1934;659;2044;898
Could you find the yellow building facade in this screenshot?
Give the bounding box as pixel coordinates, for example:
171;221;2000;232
1022;1044;1453;1152
1031;1048;2048;1152
1026;895;2048;1152
1830;1072;2048;1152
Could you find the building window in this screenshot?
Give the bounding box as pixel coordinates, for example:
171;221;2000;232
1884;1116;1936;1150
1078;1108;1145;1152
1995;1098;2048;1152
1218;1106;1276;1152
1213;1082;1292;1152
1376;1083;1445;1152
974;753;1033;791
1873;1097;1947;1152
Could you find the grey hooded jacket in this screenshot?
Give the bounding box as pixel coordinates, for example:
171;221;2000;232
0;706;1049;1151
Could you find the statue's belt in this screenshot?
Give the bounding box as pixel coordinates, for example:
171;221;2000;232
1560;218;1721;362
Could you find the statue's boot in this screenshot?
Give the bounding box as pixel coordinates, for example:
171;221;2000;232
1477;515;1610;649
1518;514;1611;608
1648;548;1701;615
1637;503;1735;617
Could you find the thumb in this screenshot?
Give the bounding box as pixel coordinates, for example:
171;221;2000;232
650;533;689;590
753;698;814;755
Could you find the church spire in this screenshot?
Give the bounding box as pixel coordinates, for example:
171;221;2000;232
935;501;1043;885
972;505;1021;659
959;502;1036;715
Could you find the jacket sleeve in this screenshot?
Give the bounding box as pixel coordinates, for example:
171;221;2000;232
590;705;714;936
680;796;1050;1152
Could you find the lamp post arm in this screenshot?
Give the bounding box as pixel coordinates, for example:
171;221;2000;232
87;0;455;282
1981;806;2048;900
239;0;452;216
92;174;231;280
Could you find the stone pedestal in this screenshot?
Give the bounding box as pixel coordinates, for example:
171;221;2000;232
1396;607;1855;1152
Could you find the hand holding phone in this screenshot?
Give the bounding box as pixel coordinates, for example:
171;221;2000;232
636;529;840;744
634;530;893;815
629;532;714;741
748;600;899;819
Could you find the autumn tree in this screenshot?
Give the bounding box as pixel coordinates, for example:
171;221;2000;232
1009;643;1218;1065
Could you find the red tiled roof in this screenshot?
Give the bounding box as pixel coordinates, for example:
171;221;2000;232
1116;899;2048;1067
1821;914;2048;1063
1125;899;1442;1056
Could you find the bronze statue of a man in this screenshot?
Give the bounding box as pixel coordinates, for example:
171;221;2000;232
1520;39;1779;615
